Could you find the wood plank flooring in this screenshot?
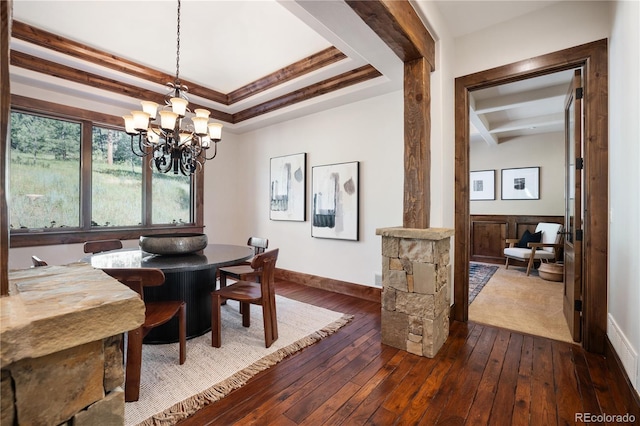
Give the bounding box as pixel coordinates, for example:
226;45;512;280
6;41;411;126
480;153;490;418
179;279;639;425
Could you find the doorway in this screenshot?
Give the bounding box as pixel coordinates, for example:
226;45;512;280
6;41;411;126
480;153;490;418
466;69;576;342
452;40;608;354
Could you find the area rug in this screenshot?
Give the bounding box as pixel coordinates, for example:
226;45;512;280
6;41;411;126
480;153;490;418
125;295;353;426
469;262;499;304
469;265;573;343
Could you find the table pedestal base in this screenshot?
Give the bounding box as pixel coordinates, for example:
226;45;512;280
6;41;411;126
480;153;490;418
143;267;217;343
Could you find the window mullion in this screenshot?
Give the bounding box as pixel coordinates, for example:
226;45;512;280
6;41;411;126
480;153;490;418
80;120;92;230
142;152;152;226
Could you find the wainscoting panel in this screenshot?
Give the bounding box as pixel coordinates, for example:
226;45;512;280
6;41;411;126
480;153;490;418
470;214;564;264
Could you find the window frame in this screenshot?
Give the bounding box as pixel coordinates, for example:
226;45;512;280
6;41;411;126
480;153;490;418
9;95;204;248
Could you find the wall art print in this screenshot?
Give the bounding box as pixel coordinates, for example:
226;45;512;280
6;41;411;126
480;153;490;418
501;166;540;200
470;170;495;201
311;161;359;241
270;153;306;221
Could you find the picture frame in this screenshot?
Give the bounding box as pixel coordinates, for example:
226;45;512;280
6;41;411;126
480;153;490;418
270;153;306;221
311;161;359;241
470;170;495;200
501;167;540;200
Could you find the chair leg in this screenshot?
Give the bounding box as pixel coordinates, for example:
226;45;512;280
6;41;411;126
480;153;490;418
269;293;278;342
219;270;227;306
178;303;186;364
262;301;274;348
211;294;222;348
526;256;535;276
125;327;143;402
505;257;510;269
241;302;251;327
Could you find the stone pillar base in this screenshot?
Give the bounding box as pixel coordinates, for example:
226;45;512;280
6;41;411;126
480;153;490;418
376;227;454;358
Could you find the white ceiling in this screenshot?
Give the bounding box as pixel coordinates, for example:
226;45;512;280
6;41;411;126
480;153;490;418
10;0;572;138
470;69;575;145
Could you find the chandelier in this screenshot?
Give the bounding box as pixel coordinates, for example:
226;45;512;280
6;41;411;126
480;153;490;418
123;0;223;176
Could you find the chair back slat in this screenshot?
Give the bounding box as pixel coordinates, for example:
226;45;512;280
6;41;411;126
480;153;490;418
84;239;123;254
534;222;563;253
103;268;165;298
247;237;269;255
251;249;279;292
31;256;48;267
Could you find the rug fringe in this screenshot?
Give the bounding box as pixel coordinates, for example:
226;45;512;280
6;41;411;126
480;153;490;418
137;313;354;426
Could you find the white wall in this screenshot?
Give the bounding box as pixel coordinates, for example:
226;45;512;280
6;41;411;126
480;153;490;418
608;0;640;395
454;1;612;77
451;0;638;395
229;91;404;286
470;132;565;216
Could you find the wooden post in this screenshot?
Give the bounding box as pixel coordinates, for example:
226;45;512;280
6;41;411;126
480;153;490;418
1;0;12;296
403;58;431;228
346;0;436;229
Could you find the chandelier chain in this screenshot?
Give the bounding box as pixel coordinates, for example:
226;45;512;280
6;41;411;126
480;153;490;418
123;0;222;176
175;0;181;84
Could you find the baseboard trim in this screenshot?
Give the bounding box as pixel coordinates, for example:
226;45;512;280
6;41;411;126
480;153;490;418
275;268;381;303
605;336;640;418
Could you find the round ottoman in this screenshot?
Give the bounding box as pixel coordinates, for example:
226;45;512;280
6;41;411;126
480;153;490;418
538;262;563;282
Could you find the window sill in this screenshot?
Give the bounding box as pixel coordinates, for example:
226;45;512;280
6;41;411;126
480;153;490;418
9;225;205;248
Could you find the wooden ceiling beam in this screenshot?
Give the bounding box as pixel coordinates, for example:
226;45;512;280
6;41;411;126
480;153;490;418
228;47;347;104
345;0;435;70
233;65;381;123
11;20;229;105
10;51;234;123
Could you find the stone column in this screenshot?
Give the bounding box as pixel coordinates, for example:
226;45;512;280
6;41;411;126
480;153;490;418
1;262;144;425
376;227;454;358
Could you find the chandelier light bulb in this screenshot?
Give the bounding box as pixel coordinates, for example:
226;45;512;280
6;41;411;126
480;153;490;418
194;108;211;118
201;135;211;148
140;101;159;120
192;116;209;136
208;123;223;141
132;111;150;131
123;115;136;134
179;132;191;145
159;110;178;131
170;97;189;116
147;128;160;143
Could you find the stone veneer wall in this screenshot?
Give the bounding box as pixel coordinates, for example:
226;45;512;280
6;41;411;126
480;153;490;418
376;227;454;358
1;263;144;425
1;335;124;425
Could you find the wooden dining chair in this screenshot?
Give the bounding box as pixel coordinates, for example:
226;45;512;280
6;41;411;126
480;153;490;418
211;248;279;348
218;237;268;289
102;268;186;402
31;256;48;267
83;239;123;254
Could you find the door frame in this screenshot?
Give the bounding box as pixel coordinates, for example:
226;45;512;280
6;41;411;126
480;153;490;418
453;39;608;353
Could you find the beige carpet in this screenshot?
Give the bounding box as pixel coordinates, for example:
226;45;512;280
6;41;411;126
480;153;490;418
125;295;352;426
469;263;574;343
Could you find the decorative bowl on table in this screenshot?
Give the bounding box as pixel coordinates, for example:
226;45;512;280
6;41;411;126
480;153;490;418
139;233;208;255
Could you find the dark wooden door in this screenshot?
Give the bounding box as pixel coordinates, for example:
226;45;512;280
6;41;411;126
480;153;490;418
563;69;583;342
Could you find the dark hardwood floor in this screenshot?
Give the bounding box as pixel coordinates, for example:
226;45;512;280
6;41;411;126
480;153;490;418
179;279;639;425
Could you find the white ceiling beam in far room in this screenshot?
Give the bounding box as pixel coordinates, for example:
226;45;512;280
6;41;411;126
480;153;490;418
474;83;567;114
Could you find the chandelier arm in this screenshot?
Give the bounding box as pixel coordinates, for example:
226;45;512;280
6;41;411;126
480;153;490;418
129;134;148;157
203;142;218;161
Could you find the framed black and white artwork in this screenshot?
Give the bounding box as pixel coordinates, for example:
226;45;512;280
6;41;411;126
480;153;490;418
470;170;495;200
311;161;359;241
501;167;540;200
269;153;306;221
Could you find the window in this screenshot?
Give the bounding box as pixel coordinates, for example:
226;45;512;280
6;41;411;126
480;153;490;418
9;100;203;248
9;111;81;229
91;126;143;227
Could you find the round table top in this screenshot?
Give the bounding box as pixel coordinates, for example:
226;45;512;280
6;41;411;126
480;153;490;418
86;244;254;273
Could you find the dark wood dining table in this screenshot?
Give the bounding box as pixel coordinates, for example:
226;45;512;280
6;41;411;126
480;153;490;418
86;244;253;343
